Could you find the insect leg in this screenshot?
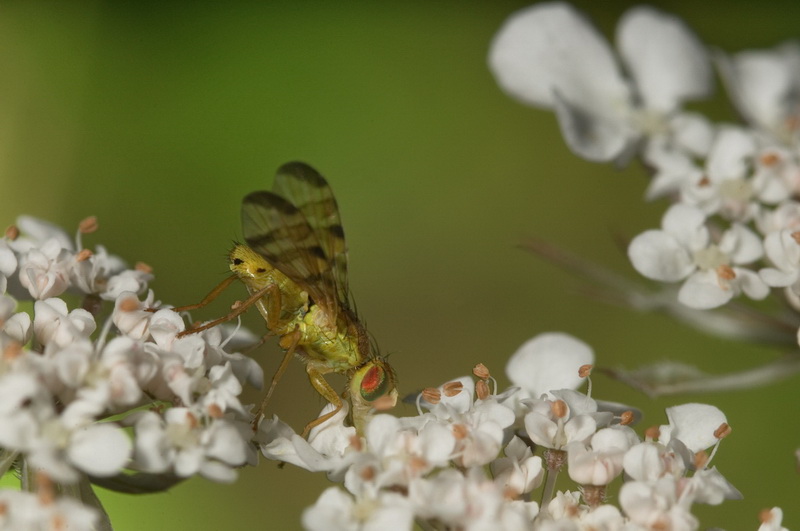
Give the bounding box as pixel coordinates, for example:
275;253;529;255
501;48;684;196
169;274;239;312
176;283;272;338
300;369;343;438
251;326;302;431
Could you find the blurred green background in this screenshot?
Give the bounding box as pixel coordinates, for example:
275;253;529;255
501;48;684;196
1;1;797;529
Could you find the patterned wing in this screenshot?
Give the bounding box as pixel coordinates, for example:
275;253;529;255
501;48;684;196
240;163;344;317
271;162;350;307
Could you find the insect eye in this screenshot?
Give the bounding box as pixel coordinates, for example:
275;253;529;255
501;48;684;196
359;364;390;402
232;258;244;265
256;267;267;273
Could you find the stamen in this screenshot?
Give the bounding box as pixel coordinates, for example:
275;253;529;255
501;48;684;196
716;264;736;282
619;411;634;426
3;341;23;361
76;248;93;262
451;423;468;440
135;261;154;273
442;381;463;397
36;471;55;506
693;450;709;470
421;387;441;405
119;295;141;313
551;399;568;419
4;224;19;240
79;216;99;234
759;151;781;167
475;379;490;400
714;422;731;439
472;363;490;379
644;425;660;441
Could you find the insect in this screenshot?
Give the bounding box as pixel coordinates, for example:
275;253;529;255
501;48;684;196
175;162;397;436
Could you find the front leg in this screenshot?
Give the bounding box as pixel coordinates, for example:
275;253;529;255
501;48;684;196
301;366;343;438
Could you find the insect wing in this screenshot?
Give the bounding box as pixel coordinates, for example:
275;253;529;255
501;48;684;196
241;184;339;317
272;162;350;307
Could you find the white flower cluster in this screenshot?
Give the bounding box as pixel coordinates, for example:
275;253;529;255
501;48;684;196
257;332;779;530
1;217;787;530
489;2;800;313
0;216;263;528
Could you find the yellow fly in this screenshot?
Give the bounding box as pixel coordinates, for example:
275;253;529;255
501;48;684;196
176;162;397;436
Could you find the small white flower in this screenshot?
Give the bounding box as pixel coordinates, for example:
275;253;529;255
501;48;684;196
17;238;72;300
0;489;99;530
489;3;711;163
565;426;634;486
629;203;768;309
759;507;789;531
619;476;698;530
659;403;727;454
112;291;157;339
302;486;414;531
760;229;800;293
505;332;593;401
523;393;598;451
490;436;544;496
131;408;247;482
717;40;800;142
623;441;688;484
33;298;96;348
26;419;131;483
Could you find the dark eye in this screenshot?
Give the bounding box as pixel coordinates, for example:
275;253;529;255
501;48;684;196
232;258;244;265
256;267;266;273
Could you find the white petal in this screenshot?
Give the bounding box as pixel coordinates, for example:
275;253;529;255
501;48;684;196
563;414;597;444
663;403;727;452
669;112;715;158
68;423;131;476
678;271;733;309
661;203;708;248
760;267;797;288
0;244;17;277
205;421;247;466
736;268;770;300
552;90;634;162
719;224;763;264
706;127;756;181
717;43;800;133
489;2;629;109
523;413;557;448
616;6;712;112
505;332;594;397
628;230;694;282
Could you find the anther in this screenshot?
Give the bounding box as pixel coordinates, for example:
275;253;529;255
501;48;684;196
693;450;709;469
136;261;153;273
79;216;99;234
76;249;93;262
714;422;731;439
759;151;781;167
472;363;490;380
4;224;19;240
716;264;736;281
619;410;634;426
421;387;441;404
452;423;468;440
119;296;141;312
475;379;490;400
442;381;463;397
551;399;568;419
